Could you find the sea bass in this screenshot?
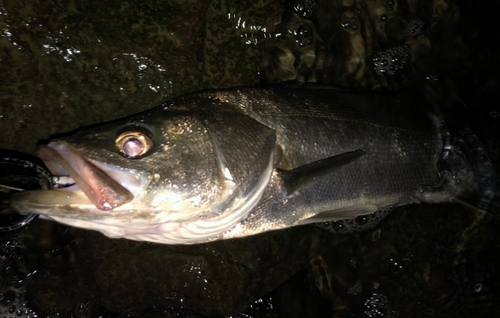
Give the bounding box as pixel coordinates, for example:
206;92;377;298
10;86;497;244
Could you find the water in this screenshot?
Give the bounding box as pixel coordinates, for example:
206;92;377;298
1;0;500;317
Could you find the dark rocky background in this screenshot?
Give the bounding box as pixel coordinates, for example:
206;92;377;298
1;0;499;317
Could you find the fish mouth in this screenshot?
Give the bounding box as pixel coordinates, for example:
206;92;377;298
13;141;135;212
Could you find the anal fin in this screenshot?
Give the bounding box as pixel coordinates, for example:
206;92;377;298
298;204;378;225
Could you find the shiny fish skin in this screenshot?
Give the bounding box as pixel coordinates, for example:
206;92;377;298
10;85;484;244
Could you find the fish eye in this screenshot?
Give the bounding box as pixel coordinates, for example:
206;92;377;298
115;131;153;158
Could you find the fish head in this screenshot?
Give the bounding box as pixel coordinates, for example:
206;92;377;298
11;105;276;244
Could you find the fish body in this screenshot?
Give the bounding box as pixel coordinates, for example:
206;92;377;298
10;86;493;244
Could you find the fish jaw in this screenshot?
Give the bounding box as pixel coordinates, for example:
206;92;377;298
10;140;149;217
40;141;135;210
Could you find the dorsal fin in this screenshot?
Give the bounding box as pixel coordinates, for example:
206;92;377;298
277;149;365;195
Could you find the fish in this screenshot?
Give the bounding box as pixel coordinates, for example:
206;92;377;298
10;85;498;244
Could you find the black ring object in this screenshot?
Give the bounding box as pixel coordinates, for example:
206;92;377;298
0;149;54;233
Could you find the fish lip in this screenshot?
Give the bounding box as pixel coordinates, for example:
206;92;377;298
37;141;134;211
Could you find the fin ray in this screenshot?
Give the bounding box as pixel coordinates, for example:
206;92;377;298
298;204;378;225
278;149;365;195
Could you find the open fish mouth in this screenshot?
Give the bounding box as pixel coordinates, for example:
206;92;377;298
13;141;135;212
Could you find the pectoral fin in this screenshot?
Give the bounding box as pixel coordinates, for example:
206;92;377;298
277;149;365;195
298;204;378;225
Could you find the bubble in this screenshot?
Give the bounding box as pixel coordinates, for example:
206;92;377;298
474;283;483;293
293;23;314;47
290;0;318;18
355;215;370;225
350;258;358;268
389;258;404;273
341;17;359;31
425;74;439;81
315;208;392;234
403;19;424;38
364;293;396;318
373;45;410;76
74;303;91;318
387;0;394;5
347;280;363;295
489;110;500;119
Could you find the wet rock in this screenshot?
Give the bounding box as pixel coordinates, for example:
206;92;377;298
251;205;500;317
0;0;280;154
25;224;349;317
263;0;465;90
0;238;37;317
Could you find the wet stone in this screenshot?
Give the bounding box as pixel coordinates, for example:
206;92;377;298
24;224;346;317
